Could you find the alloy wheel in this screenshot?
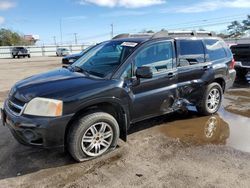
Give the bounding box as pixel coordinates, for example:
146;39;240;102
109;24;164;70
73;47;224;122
207;88;221;112
81;122;113;157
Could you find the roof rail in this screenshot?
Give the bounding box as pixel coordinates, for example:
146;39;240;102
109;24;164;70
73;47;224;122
112;34;130;40
112;33;153;40
112;30;216;40
151;30;216;39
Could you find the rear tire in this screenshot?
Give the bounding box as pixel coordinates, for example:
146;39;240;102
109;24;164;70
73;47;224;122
67;112;120;162
197;83;223;115
28;55;31;58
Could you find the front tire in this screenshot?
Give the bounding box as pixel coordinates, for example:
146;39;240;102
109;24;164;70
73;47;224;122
197;83;223;115
67;112;120;162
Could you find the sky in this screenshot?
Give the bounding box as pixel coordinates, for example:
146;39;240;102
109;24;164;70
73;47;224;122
0;0;249;45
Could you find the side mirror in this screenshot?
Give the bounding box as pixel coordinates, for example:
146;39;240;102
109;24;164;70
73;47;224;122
136;66;153;79
62;65;68;68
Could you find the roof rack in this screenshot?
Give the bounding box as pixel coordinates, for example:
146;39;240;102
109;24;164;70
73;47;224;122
112;33;153;40
112;30;216;40
151;30;216;38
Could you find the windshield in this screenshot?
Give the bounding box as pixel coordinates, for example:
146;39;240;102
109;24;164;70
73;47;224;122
80;45;94;55
72;41;137;78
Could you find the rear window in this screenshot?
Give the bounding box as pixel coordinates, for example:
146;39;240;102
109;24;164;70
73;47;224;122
204;39;227;61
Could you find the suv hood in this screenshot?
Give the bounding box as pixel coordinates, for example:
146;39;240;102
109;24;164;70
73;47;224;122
12;68;107;102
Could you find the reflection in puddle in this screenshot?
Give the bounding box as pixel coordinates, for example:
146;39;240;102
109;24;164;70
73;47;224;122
157;108;250;153
158;114;229;146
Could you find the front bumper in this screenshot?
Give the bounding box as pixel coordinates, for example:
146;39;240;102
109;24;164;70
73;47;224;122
2;101;73;149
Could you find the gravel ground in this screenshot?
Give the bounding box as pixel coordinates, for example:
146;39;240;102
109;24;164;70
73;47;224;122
0;57;250;188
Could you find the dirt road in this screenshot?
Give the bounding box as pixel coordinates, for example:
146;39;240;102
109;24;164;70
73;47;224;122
0;57;250;188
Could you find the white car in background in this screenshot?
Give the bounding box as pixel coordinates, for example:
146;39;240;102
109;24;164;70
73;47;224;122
56;48;70;56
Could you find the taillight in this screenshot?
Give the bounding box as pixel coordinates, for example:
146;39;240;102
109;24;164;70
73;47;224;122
230;58;236;69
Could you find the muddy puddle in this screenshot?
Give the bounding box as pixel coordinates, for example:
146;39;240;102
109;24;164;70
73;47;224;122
156;108;250;153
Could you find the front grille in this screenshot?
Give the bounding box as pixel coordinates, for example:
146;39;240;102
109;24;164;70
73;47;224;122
7;97;26;116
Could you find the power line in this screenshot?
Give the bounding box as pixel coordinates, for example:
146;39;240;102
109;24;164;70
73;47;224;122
58;14;249;44
111;23;114;39
60;19;63;44
53;36;57;45
74;33;78;44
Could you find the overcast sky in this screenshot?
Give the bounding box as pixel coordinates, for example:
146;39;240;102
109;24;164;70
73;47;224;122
0;0;249;45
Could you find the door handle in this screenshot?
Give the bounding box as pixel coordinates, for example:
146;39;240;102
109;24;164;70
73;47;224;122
167;72;176;78
203;65;211;70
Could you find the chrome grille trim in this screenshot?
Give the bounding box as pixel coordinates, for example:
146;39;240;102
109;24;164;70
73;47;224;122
7;99;26;116
9;100;23;110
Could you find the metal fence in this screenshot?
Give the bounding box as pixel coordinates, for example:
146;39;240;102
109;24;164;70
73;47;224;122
0;38;250;59
224;38;250;44
0;44;91;59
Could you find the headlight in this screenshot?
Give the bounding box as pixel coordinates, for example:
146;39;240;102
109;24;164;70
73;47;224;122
24;98;63;117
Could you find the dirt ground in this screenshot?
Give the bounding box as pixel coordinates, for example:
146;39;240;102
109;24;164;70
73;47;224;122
0;57;250;188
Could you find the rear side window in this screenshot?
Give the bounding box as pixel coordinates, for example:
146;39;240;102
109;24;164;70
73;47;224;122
178;40;205;66
204;39;227;61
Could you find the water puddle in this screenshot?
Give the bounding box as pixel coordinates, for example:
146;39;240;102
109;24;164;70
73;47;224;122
157;108;250;153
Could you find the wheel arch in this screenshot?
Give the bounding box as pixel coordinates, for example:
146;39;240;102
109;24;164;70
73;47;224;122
64;100;129;147
213;77;226;93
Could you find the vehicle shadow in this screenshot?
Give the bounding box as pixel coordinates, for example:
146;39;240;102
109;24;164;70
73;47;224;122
0;126;75;180
0;110;226;180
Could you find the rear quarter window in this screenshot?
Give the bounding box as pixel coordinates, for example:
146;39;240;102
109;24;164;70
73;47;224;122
179;40;205;56
178;40;205;66
204;39;227;61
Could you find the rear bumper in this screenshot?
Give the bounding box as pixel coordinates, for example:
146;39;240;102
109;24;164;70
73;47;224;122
15;53;30;56
2;101;73;149
235;61;250;70
225;69;236;91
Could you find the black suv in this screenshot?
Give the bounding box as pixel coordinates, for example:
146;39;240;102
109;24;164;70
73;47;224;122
11;47;31;58
230;43;250;78
1;31;236;162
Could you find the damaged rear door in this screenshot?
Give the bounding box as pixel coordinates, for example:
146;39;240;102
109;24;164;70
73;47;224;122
176;39;213;104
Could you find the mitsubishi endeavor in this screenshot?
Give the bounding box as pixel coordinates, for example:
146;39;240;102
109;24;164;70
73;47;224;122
1;31;236;162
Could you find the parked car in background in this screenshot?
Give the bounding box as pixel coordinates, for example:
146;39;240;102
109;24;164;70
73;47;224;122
56;48;70;56
62;45;94;64
11;47;30;58
1;31;236;162
230;43;250;78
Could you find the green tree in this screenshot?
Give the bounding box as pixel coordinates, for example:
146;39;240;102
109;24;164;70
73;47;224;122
227;15;250;37
227;21;243;37
0;28;29;46
242;15;250;31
